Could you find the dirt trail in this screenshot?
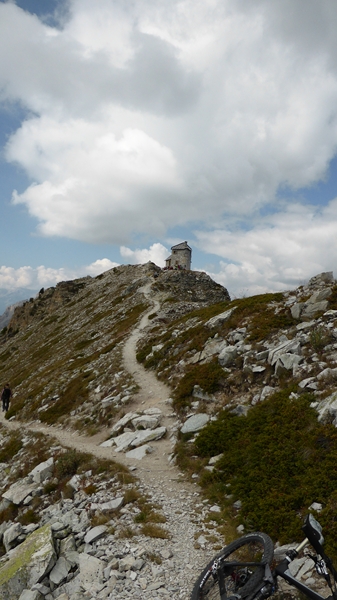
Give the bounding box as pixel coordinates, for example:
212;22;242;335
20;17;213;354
0;281;195;490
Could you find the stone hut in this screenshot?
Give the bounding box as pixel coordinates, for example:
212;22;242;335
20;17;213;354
165;241;192;270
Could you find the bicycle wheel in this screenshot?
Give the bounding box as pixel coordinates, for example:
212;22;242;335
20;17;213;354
191;532;274;600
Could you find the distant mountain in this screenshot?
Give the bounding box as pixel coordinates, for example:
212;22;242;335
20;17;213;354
0;288;38;316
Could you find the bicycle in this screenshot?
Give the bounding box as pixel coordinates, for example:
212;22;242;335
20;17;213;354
191;514;337;600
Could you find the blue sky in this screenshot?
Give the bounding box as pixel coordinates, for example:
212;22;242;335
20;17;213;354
1;0;337;307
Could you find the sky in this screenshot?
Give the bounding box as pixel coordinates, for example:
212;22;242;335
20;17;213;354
1;0;337;305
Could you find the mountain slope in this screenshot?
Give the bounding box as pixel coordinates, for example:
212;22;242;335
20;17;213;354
0;262;229;432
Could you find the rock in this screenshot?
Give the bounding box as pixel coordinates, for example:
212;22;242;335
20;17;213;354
260;386;275;401
49;556;72;585
208;453;224;465
78;554;105;589
181;414;209;434
131;415;161;430
19;591;44;600
274;353;302;375
190;338;228;363
307;288;332;304
309;502;323;512
302;301;329;319
130;426;167;447
29;458;54;484
309;271;334;285
90;498;123;512
206;307;237;328
3;522;23;552
0;524;56;599
3;480;39;505
218;346;237;367
113;431;138;452
125;445;153;460
119;555;136;571
84;526;107;544
315;391;337;425
111;412;139;434
268;339;301;366
291;303;306;319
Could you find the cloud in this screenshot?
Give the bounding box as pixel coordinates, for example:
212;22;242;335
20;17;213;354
0;258;119;290
196;199;337;296
120;242;168;266
1;0;337;247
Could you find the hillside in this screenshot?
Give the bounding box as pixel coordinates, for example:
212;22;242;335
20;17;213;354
1;264;337;598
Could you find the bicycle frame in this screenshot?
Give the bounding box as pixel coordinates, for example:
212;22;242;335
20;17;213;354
274;537;336;600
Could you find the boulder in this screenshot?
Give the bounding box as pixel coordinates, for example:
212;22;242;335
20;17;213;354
111;412;139;434
131;415;161;430
302;301;329;319
218;346;237;367
3;480;39;505
77;554;105;589
19;591;43;600
113;431;138;452
0;524;56;599
206;307;237;328
315;391;337;425
125;445;153;460
90;497;123;512
307;288;332;304
181;414;209;434
84;525;107;545
268;339;301;366
309;271;334;285
131;427;167;447
3;522;23;552
274;353;302;375
29;458;54;484
49;556;72;586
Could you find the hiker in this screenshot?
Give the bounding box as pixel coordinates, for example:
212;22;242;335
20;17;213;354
1;383;12;412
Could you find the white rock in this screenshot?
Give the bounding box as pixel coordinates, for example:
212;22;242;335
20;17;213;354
49;556;71;585
90;498;123;512
3;480;39;505
29;458;54;484
84;525;107;544
78;553;105;588
131;427;167;447
131;415;161;430
181;414;209;434
111;412;139;433
206;307;237;328
125;445;153;460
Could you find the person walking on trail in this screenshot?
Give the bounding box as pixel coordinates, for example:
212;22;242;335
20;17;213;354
1;383;12;412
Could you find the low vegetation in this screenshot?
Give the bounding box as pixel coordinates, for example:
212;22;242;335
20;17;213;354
176;387;337;560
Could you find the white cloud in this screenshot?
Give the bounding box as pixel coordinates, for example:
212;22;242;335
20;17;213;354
1;0;337;247
196;200;337;296
0;258;119;291
120;242;168;266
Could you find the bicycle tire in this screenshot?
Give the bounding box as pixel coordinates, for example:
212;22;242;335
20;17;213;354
191;532;274;600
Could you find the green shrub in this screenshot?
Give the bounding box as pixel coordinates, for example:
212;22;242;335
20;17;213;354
173;359;227;411
0;434;23;462
55;449;84;479
192;388;337;552
310;326;332;354
18;509;39;525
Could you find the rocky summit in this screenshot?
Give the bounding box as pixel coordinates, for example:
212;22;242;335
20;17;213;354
0;265;337;599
